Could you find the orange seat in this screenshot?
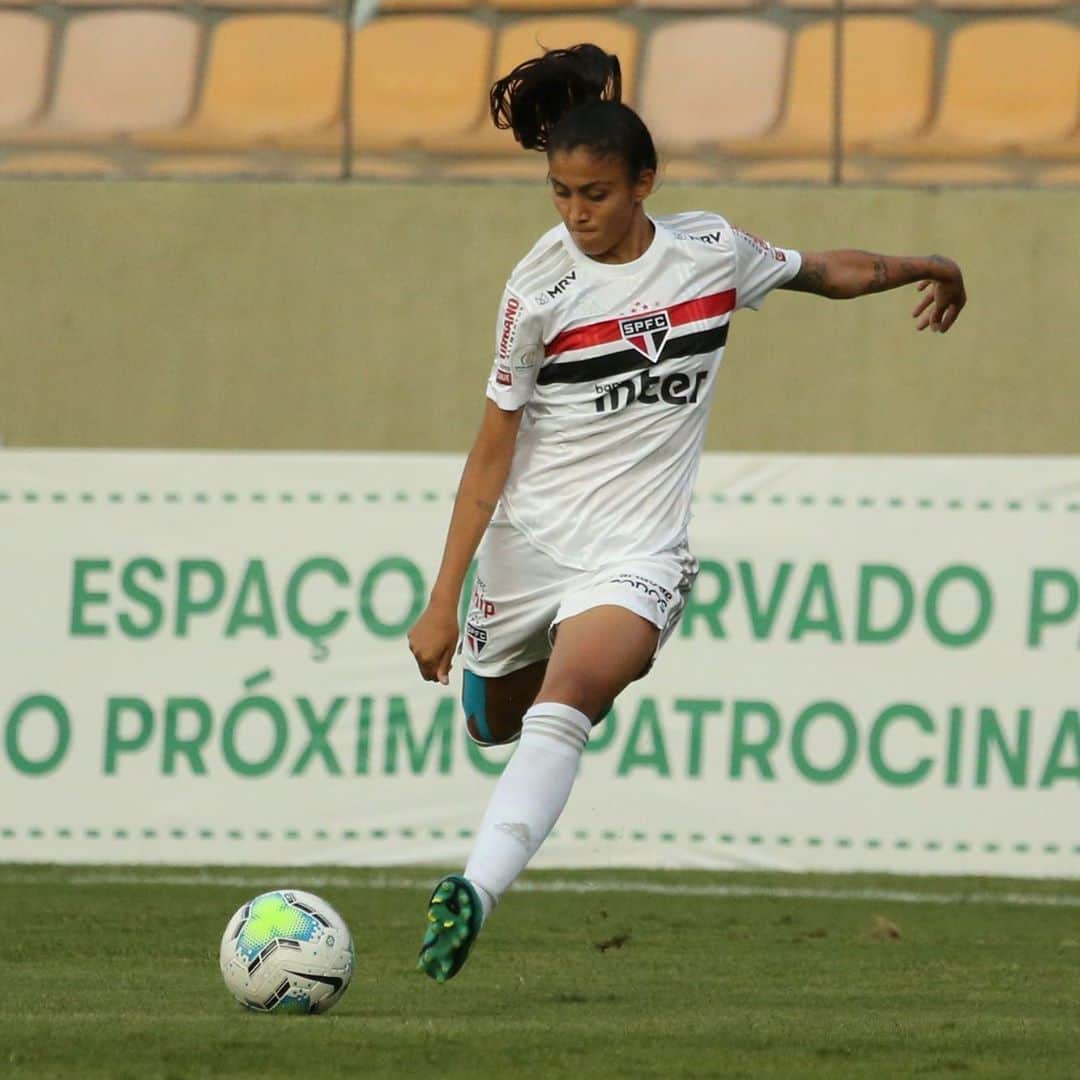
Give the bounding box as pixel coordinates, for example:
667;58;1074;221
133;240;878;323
136;16;343;150
639;19;787;151
284;16;492;153
43;12;199;139
141;154;278;177
0;151;118;175
376;0;472;9
193;0;336;6
1020;128;1079;162
0;13;51;130
658;158;725;181
872;19;1079;158
1039;163;1080;186
721;17;934;158
783;0;915;9
442;156;552;180
876;161;1019;185
639;0;761;10
493;0;622;10
731;158;871;183
58;0;190;5
424;17;639;156
352;17;492;150
933;0;1063;9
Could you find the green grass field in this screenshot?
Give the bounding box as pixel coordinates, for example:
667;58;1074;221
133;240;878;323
2;866;1078;1079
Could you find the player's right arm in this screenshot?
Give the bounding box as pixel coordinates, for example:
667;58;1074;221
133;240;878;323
783;251;967;332
408;399;524;685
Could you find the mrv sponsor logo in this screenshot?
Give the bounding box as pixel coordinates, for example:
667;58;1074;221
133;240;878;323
594;368;708;413
535;270;577;306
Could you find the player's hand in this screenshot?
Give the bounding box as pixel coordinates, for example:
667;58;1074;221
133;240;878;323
912;259;966;333
407;601;459;685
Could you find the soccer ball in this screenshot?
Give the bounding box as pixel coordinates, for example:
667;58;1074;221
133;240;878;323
219;889;355;1014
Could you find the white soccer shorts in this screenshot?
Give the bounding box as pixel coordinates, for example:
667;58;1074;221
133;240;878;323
459;520;699;678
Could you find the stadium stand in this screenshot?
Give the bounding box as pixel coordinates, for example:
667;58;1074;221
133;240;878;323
347;16;491;151
493;0;623;10
732;159;872;182
0;13;51;130
1022;130;1080;162
198;0;338;7
871;19;1079;159
0;151;117;175
0;4;1074;186
1041;163;1080;184
783;0;917;10
135;15;342;151
933;0;1066;9
378;0;472;9
638;19;788;154
423;16;640;163
8;12;200;143
876;162;1017;184
718;17;935;158
639;0;762;11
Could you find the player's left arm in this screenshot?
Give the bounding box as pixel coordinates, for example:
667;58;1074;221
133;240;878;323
781;251;966;333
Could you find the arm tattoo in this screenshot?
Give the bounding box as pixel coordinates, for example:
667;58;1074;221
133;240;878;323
782;254;831;296
869;258;888;293
853;250;889;293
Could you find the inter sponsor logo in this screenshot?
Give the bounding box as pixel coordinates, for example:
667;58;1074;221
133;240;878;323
594;368;709;413
619;311;671;362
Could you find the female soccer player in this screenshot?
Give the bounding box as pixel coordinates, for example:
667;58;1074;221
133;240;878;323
407;44;966;982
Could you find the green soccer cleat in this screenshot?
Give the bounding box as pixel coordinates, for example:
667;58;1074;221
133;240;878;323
416;874;483;984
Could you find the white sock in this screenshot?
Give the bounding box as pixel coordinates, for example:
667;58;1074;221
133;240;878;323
465;702;591;923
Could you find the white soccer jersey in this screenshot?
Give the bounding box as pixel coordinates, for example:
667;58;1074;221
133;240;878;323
486;211;801;570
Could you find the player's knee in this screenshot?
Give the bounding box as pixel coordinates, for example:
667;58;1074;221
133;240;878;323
465;714;518;747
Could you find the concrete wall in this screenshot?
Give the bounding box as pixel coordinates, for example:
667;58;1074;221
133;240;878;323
2;179;1077;453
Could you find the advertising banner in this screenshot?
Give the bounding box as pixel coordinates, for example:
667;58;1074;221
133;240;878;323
2;451;1077;877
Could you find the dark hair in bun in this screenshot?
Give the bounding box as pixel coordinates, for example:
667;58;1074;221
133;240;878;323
489;42;658;179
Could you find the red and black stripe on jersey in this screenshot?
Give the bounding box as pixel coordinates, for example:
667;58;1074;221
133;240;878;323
537;288;736;386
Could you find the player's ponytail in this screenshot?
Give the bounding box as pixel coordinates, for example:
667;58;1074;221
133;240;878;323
489;43;621;151
489;43;657;179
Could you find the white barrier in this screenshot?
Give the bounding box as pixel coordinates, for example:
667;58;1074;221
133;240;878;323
2;450;1078;877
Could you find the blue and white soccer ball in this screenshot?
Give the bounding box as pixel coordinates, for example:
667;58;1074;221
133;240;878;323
219;889;355;1014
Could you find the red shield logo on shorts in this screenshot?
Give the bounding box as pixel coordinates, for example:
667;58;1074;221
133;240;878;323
619;311;671;362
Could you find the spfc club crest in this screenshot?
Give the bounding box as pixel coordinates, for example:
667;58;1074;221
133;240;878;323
465;622;488;655
619;311;671;362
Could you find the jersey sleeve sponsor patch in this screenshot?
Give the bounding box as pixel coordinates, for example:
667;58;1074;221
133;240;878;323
487;287;543;410
732;225;801;311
